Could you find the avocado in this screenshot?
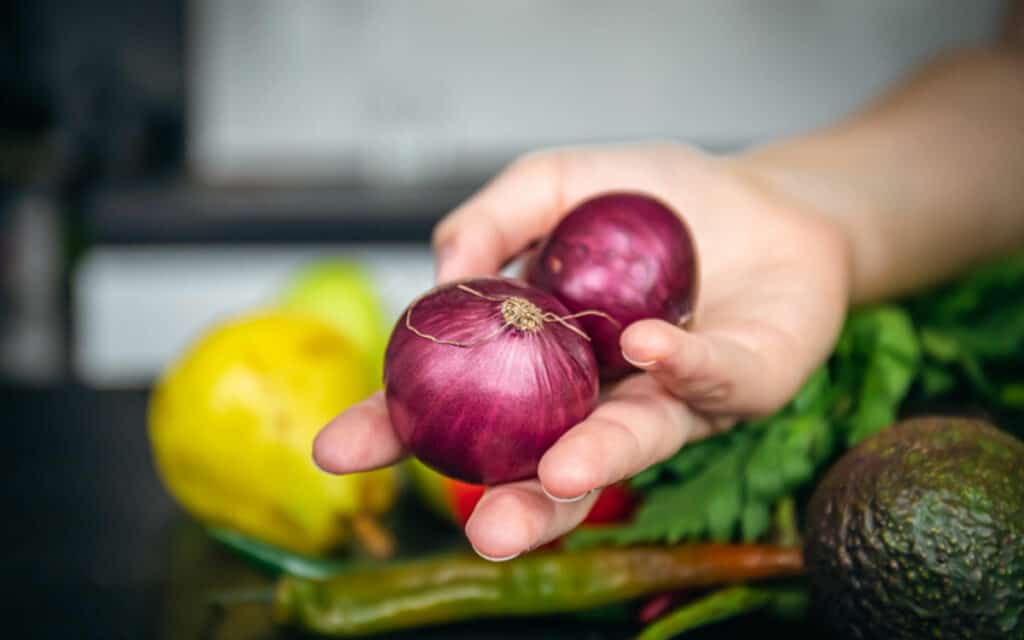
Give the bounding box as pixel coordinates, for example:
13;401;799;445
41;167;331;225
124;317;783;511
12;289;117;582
805;416;1024;640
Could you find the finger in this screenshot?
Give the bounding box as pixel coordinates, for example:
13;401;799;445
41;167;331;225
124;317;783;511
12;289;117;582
432;152;568;283
537;375;718;501
463;479;600;560
312;391;407;474
619;318;799;416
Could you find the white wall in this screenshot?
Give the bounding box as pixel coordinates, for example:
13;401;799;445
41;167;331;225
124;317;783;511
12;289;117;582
190;0;1006;184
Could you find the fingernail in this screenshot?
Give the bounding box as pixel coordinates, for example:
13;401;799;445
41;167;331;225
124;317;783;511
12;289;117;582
541;485;591;504
621;351;658;369
471;546;521;562
435;241;456;283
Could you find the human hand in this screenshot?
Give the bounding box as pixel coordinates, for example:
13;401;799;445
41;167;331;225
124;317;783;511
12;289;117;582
314;142;852;560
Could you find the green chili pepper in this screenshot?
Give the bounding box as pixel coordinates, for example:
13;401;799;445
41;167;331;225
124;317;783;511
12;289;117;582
636;585;774;640
272;544;803;636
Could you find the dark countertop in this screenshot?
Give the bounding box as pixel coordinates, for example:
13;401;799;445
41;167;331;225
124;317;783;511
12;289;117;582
85;181;484;246
1;385;822;639
2;385;173;638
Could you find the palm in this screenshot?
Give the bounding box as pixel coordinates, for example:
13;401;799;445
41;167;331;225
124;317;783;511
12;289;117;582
315;142;852;560
533;144;850;415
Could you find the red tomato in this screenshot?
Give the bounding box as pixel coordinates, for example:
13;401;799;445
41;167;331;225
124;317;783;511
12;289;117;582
445;478;635;527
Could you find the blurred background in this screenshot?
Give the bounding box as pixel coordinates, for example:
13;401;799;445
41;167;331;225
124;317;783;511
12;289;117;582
0;1;1012;637
1;0;1008;389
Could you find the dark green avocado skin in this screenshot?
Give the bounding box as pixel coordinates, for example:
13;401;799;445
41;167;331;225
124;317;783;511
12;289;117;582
805;417;1024;640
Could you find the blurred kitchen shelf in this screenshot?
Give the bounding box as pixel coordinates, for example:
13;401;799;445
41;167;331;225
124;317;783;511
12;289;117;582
84;179;489;245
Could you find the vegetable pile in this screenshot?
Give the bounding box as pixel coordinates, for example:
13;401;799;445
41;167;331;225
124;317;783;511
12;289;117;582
199;193;1024;638
383;192;1024;636
554;250;1024;636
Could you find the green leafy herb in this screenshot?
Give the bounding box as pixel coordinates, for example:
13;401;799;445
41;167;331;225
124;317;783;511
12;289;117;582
908;252;1024;429
832;306;920;445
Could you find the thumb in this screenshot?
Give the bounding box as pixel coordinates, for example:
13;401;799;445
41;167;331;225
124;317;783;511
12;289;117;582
620;319;803;416
432;152;569;283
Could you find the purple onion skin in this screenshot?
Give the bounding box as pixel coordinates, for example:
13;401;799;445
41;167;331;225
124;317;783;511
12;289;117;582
527;192;698;381
384;277;599;485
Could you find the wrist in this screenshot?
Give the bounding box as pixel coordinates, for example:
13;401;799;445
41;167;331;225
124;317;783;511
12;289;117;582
724;140;889;306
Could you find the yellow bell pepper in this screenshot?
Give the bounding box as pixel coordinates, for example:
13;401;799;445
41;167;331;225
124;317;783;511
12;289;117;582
148;310;398;557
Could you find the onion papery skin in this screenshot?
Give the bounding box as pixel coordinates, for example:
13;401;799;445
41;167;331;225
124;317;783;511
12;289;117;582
527;192;698;380
384;277;599;485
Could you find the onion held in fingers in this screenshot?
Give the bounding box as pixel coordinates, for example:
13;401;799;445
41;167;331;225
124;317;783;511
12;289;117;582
527;192;699;380
384;277;600;485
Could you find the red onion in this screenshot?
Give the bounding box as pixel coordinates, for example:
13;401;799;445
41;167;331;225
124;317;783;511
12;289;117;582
527;192;698;380
384;277;600;485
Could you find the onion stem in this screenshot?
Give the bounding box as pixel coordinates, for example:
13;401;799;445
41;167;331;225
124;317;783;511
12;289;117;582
404;283;620;347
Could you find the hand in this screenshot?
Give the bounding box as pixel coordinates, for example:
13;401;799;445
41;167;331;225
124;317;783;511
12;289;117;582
314;142;852;560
